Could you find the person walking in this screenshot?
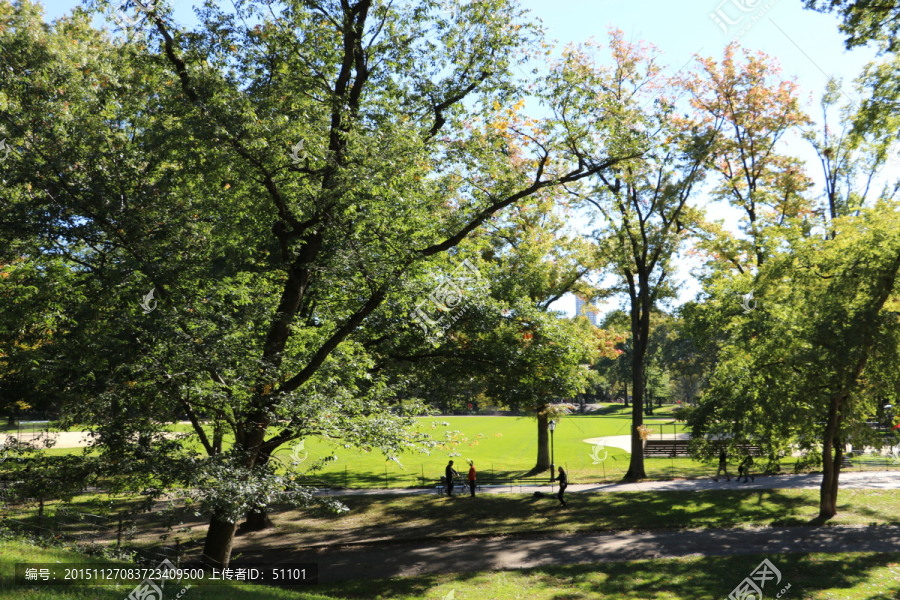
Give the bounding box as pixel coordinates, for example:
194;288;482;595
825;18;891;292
553;466;568;507
467;460;477;497
445;460;459;497
714;450;730;482
738;454;755;483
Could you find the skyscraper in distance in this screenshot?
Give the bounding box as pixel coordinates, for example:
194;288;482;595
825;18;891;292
575;295;599;326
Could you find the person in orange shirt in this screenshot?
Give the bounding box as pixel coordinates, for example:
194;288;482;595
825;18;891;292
467;460;477;497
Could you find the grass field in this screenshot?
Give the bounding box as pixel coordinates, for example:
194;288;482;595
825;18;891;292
9;407;898;487
0;538;897;599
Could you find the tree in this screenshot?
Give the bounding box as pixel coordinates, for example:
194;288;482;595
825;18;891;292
0;0;638;567
559;31;715;480
689;204;900;519
802;77;897;239
685;44;813;273
803;0;900;53
368;196;618;474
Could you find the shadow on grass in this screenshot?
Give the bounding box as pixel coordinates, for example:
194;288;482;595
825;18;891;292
311;552;900;599
245;488;826;551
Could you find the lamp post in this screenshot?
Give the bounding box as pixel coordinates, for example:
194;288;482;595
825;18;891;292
548;419;557;482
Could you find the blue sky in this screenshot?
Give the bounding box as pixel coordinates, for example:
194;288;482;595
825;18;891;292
37;0;885;316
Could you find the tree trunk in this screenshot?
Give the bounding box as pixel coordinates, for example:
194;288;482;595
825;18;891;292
624;282;649;481
202;513;238;568
623;362;647;481
819;442;841;520
622;381;628;407
240;448;275;532
240;508;274;532
818;391;844;521
202;422;266;566
532;409;550;473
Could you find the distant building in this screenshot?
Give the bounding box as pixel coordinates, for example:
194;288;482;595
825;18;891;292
575;296;600;326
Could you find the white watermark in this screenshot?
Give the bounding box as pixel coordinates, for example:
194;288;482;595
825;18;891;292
140;288;158;314
289;140;305;165
125;558;191;600
709;0;779;41
887;144;900;167
289;439;308;465
0;138;11;163
728;558;790;599
412;259;486;343
740;290;757;313
588;443;608;464
114;0;157;27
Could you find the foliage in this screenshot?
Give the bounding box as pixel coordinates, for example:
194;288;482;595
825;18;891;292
689;205;900;478
804;0;900;53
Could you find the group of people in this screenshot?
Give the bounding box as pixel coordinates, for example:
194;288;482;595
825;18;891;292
443;460;569;507
440;451;752;506
715;450;755;483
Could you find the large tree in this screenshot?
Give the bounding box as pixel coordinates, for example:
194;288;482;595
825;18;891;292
0;0;638;566
689;205;899;519
685;44;813;273
559;31;715;480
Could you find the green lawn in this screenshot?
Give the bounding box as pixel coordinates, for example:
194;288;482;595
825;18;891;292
10;408;898;487
0;538;897;599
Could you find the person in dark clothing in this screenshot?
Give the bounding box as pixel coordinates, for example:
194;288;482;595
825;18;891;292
467;461;477;497
553;466;568;507
738;454;755;483
714;450;730;482
445;460;459;497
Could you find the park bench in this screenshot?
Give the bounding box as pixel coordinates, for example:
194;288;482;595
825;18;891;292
644;439;691;457
643;441;763;458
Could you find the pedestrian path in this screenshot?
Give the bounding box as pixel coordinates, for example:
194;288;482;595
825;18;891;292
314;470;900;496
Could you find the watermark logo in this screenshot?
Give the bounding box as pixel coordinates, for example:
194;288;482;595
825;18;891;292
114;0;157;27
709;0;777;40
443;589;456;600
289;140;306;165
126;558;190;600
0;442;7;466
412;259;486;343
140;288;158;314
588;443;608;464
887;144;900;167
0;138;11;163
289;440;308;465
728;558;790;599
740;290;756;313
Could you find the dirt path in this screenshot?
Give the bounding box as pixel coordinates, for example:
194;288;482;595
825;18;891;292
232;524;900;583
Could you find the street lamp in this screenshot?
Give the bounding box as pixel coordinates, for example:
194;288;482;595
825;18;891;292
548;419;557;482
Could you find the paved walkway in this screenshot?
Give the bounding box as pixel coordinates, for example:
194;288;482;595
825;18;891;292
315;470;900;496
